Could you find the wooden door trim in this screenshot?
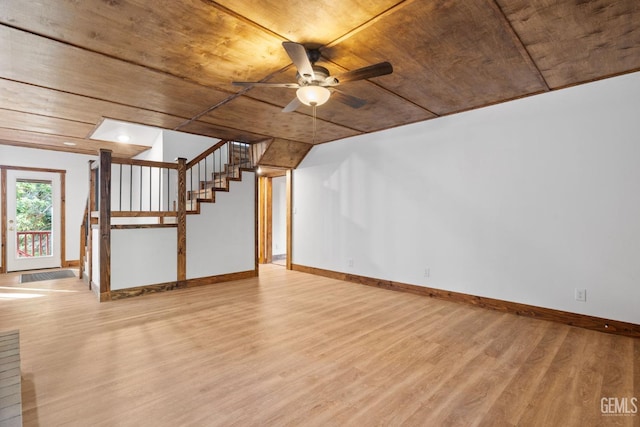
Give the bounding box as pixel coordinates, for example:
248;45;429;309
286;170;292;270
0;165;67;273
258;171;291;268
1;168;6;273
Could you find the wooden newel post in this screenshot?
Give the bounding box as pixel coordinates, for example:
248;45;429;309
99;149;112;300
177;158;187;283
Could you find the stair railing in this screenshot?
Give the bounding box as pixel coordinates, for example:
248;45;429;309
84;141;255;300
185;140;254;210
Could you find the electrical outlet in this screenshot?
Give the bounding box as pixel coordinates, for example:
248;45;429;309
575;288;587;302
424;268;430;278
348;259;354;267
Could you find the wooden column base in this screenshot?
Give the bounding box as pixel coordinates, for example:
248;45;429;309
105;269;258;301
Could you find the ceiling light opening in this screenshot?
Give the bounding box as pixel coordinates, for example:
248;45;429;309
117;133;130;143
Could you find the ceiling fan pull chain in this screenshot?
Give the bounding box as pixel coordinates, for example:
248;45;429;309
312;104;317;144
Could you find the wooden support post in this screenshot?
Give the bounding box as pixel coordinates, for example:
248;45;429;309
88;162;96;288
99;149;111;300
79;213;86;279
254;172;259;273
177;158;187;282
60;171;67;267
286;169;293;270
258;176;265;264
0;168;6;274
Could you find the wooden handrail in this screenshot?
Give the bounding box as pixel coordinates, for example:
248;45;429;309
186;139;228;168
111;157;178;169
109;211;178;217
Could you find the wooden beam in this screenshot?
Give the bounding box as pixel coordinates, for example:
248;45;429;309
177;158;187;283
286;169;292;270
98;149;111;297
88;162;96;288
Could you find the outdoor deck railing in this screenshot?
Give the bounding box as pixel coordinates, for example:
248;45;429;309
17;230;52;257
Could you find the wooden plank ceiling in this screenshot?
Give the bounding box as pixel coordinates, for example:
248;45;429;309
1;0;639;159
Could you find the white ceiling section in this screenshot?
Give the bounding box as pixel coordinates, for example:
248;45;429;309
89;119;162;147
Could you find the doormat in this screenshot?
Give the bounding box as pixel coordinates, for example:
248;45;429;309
20;270;75;283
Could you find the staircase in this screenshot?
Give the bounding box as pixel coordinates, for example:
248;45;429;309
186;141;253;212
80;140;258;301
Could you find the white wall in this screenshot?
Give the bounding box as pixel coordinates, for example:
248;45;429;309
187;172;255;279
293;72;640;324
162;130;218;163
134;133;163;161
111;228;177;290
0;145;96;265
272;176;286;256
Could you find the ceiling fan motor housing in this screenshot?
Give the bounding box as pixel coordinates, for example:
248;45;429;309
306;48;322;64
297;65;331;86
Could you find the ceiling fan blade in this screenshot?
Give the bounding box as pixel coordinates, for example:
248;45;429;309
232;81;299;88
282;97;303;113
331;89;367;109
282;42;315;80
332;62;393;83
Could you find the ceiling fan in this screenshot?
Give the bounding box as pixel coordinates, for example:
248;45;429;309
232;42;393;112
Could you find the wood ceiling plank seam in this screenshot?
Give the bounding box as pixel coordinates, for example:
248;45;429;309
0;23;238;100
0;137;146;157
0;126;91;141
489;0;551;92
190;119;274;141
180;122;274;144
0;126;143;149
0;107;96;127
175;64;298;131
0;139;99;156
203;0;289;43
0;77;195;123
323;0;418;49
311;61;442;118
306;0;439;119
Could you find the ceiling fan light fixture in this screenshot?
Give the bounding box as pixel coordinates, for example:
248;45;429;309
296;85;331;107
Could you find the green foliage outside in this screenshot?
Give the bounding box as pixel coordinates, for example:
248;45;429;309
16;181;52;232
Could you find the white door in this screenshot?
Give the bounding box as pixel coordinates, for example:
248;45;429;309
6;170;62;272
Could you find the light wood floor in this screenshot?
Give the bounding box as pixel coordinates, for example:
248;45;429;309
1;265;638;426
